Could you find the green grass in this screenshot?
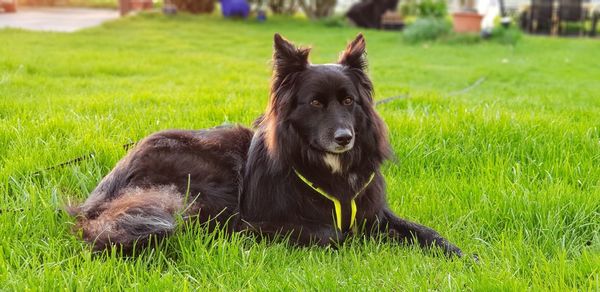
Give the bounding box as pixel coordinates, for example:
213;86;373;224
1;13;599;290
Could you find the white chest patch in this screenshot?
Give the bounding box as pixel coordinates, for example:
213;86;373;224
323;153;342;174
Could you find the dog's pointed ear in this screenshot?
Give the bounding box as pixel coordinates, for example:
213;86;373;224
338;33;367;71
273;33;310;77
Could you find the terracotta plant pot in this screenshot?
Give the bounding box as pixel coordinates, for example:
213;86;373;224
131;0;153;10
120;0;153;15
452;11;483;33
171;0;215;14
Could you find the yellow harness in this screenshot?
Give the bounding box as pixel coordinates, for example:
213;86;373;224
294;169;375;231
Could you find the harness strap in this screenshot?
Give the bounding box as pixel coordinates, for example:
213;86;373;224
294;169;375;232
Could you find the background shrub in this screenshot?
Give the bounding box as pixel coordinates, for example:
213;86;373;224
490;26;523;45
416;0;447;18
400;0;447;18
403;17;451;43
298;0;336;19
399;0;418;17
268;0;298;15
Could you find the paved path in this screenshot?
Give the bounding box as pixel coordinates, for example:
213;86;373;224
0;7;119;32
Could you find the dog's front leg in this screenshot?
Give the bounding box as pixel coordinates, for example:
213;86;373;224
372;208;463;257
237;221;345;247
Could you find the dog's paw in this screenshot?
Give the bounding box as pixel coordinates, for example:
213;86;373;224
321;230;349;248
446;245;463;258
433;237;463;259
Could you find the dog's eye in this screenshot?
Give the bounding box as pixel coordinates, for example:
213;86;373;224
342;98;354;106
310;100;323;108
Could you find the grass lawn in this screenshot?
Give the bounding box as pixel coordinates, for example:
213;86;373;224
1;13;599;290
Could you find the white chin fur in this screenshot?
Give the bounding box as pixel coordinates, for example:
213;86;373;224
328;148;350;154
323;153;342;174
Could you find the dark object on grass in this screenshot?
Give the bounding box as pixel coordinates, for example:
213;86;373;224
220;0;250;18
501;17;511;28
481;29;492;38
592;9;600;36
68;34;463;258
528;0;553;34
557;0;586;35
347;0;399;28
162;0;178;15
497;0;511;28
381;11;405;30
257;9;267;21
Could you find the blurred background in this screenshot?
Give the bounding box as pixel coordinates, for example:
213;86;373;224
1;0;599;37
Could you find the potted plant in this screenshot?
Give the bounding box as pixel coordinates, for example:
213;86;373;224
452;0;483;33
298;0;336;19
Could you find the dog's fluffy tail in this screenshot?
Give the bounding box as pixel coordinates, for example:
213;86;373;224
68;186;185;252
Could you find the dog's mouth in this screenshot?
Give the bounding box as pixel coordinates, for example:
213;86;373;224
310;142;354;154
329;145;353;154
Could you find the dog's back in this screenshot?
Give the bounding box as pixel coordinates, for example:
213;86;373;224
69;125;253;251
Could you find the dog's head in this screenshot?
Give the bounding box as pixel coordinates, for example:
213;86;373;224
262;33;391;170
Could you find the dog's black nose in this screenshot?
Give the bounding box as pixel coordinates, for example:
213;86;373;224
334;129;353;146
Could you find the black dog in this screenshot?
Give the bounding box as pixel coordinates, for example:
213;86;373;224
68;34;462;257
